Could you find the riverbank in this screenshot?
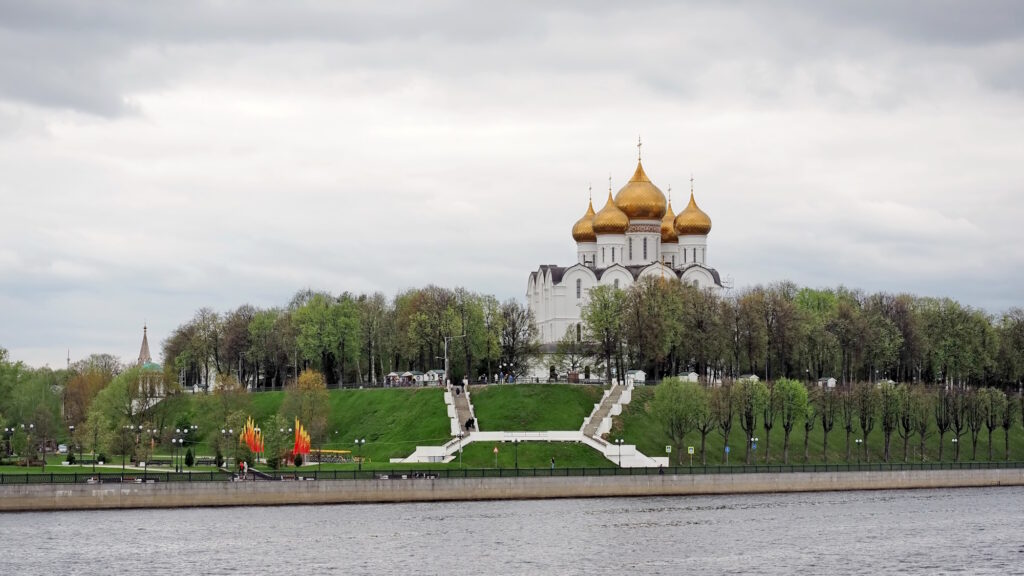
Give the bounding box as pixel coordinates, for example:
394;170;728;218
2;468;1023;511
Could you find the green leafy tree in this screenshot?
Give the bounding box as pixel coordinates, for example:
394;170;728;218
878;382;899;462
582;285;626;384
713;383;735;462
732;378;768;464
775;378;808;464
818;386;837;463
804;386;819;463
981;388;1005;461
652;379;704;465
853;383;878;462
1000;394;1018;461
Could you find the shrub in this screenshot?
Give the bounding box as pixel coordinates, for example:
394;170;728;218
214;450;223;468
294;453;303;467
185;448;194;468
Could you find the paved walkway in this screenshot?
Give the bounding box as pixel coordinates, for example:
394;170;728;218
452;386;477;433
582;384;624;439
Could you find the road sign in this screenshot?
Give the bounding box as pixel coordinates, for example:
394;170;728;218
665;445;671;454
687;446;694;455
493;446;499;454
724;446;730;454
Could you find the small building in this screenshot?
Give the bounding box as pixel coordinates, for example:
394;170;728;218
425;369;446;384
817;377;837;389
738;374;760;382
681;371;699;383
625;369;646;385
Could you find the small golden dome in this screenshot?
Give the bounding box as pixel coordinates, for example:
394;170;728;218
661;200;678;243
571;199;597;243
592;191;629;235
614;161;667;220
675;192;712;236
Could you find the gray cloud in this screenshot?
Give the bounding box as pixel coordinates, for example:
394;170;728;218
0;0;1022;367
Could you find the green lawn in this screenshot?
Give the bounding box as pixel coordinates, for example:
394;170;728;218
617;387;1024;466
455;441;610;468
470;384;607;431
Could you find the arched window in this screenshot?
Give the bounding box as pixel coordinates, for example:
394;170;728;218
576;323;582;342
671;255;675;267
683;249;687;264
614;279;620;289
612;247;616;262
643;238;648;260
576;278;581;299
628;238;633;260
602;247;606;263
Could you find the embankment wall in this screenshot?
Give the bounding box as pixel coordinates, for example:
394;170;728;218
2;469;1022;512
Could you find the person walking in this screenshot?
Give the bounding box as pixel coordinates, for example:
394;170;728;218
550;457;555;470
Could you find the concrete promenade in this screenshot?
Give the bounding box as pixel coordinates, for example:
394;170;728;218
2;468;1023;512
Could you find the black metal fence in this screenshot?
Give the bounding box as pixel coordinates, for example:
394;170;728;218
2;461;1023;485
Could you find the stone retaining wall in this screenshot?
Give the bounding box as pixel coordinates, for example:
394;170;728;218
2;469;1022;512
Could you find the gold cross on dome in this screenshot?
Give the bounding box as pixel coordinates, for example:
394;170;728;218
637;135;642;160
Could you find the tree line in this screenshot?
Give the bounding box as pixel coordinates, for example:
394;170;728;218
164;287;537;390
652;377;1023;466
573;279;1024;389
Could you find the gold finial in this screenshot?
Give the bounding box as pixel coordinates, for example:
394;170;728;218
588;183;592;201
608;173;612;193
667;185;672;203
690;173;694;193
637;135;642;161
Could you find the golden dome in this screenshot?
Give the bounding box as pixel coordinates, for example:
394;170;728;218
613;161;667;220
571;199;597;243
592;191;629;235
675;192;712;236
661;200;678;243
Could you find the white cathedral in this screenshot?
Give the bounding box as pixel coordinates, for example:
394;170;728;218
527;152;724;347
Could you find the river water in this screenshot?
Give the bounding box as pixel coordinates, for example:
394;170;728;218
2;487;1022;575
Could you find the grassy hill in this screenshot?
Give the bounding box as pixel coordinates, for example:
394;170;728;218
470;384;607;431
617;387;1024;466
151;387;450;462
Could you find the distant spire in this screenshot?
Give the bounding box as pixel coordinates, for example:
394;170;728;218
138;324;152;366
637;135;642;161
66;349;70;370
667;185;672;204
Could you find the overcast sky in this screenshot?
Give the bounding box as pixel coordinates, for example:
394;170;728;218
1;1;1022;368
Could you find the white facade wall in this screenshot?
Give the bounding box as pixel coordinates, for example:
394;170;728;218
576;241;597;266
595;234;625;267
661;242;680;269
678;234;708;266
624;220;661;266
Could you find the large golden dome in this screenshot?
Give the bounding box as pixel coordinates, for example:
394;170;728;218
571;199;597;243
592;191;629;235
614;161;667;220
675;192;712;236
661;200;678;243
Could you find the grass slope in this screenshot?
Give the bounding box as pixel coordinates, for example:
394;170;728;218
129;388;449;462
617;387;1024;466
470;384;607;431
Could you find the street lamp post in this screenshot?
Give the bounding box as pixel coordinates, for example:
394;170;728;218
952;437;959;462
616;438;624;467
355;438;366;471
514;438;519;470
855;438;863;465
68;425;76;466
457;432;464;467
751;437;759;464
